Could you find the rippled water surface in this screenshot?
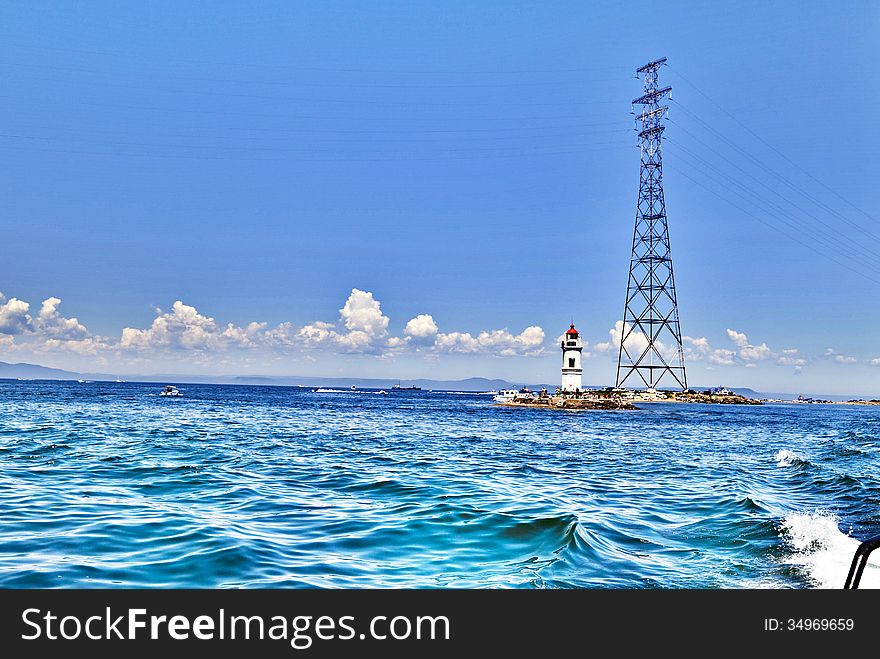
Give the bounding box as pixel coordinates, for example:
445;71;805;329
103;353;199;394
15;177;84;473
1;380;879;588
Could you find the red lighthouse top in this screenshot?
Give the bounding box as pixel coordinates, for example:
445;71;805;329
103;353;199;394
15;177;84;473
566;324;579;336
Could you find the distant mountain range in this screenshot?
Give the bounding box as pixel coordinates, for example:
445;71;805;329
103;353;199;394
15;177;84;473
0;361;520;391
0;360;867;400
0;361;82;380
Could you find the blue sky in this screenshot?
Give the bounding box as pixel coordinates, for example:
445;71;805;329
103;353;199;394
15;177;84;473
0;1;878;395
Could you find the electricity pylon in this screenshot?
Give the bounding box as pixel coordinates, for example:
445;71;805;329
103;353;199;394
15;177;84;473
615;57;688;390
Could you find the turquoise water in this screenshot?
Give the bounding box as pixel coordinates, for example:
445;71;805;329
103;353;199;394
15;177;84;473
1;380;878;588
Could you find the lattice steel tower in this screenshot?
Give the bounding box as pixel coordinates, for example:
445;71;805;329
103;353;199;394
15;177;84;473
615;57;687;390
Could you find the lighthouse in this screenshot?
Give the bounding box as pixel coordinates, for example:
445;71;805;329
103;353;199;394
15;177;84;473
561;323;583;392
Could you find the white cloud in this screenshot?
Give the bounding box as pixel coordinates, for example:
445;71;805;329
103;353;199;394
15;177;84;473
0;294;33;335
39;337;108;356
739;343;773;362
263;321;298;347
294;320;337;348
385;336;410;349
724;328;775;363
434;331;479;353
870;357;880;367
335;330;378;353
596;320;647;356
340;289;389;338
513;326;546;351
15;289;862;377
474;326;545;356
599;325;780;368
773;347;806;369
726;328;749;348
683;335;737;366
684;336;709;351
708;348;736;366
290;292;545;357
603;326;808;371
0;293;101;355
0;293;97;356
824;347;857;365
113;289;546;358
120;301;260;351
292;290;391;354
403;314;438;345
34;297;90;340
219;321;268;347
432;326;545;356
596;320;682;364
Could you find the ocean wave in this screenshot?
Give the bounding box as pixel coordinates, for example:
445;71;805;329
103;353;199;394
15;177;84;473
5;379;880;588
500;513;579;545
775;449;807;468
779;511;880;589
839;430;879;444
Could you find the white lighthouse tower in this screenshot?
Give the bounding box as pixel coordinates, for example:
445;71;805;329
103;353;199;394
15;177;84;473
561;323;583;392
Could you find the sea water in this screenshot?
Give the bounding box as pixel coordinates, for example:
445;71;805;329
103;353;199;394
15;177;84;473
0;379;878;589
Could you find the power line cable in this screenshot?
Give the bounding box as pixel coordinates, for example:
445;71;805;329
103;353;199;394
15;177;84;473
667;134;880;271
667;164;880;287
668;65;878;229
669;146;880;275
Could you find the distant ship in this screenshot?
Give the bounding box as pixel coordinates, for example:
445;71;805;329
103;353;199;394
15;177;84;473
391;381;421;391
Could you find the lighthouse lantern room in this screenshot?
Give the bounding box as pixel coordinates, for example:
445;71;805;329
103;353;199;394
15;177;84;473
561;323;583;392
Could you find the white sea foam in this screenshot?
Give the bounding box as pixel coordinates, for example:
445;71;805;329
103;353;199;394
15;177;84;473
780;511;880;589
775;449;802;467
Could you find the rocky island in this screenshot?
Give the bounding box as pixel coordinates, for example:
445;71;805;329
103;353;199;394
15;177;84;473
494;386;761;411
496;394;636;411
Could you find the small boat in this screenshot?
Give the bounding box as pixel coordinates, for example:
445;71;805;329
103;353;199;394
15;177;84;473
159;385;183;397
493;389;519;403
